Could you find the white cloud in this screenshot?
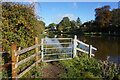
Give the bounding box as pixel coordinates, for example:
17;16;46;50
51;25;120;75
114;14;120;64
52;14;77;23
73;2;77;8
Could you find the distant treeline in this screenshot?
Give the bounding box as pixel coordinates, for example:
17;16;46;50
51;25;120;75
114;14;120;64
47;5;120;35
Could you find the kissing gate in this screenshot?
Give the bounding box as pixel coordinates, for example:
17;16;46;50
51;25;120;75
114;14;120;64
41;35;97;62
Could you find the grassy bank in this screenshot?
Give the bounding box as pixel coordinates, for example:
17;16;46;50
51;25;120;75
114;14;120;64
57;53;120;79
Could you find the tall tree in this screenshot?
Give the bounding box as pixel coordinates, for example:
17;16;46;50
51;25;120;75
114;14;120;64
111;9;120;27
58;24;63;31
48;23;56;28
71;20;77;30
76;17;82;26
59;17;71;31
95;5;112;28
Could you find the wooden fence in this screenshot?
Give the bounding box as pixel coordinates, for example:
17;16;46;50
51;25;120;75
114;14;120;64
73;35;97;58
11;37;41;78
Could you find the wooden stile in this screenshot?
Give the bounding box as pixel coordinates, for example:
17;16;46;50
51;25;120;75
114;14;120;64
11;44;17;78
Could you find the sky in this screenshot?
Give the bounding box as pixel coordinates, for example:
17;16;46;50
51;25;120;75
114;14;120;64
34;2;118;26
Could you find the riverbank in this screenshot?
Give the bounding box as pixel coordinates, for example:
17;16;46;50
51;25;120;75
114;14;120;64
57;53;120;79
47;30;120;37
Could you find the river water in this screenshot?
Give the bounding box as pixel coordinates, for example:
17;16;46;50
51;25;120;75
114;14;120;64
46;34;120;63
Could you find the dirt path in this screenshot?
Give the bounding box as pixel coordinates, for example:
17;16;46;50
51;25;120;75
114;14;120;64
39;62;64;78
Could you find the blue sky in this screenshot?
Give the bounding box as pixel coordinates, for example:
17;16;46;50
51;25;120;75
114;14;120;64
34;2;118;26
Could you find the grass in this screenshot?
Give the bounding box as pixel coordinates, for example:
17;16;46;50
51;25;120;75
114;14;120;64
57;53;120;79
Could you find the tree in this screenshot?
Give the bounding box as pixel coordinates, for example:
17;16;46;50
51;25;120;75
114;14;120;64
59;17;71;31
58;24;63;31
76;17;82;26
48;23;56;28
111;9;120;27
95;5;112;28
71;20;77;30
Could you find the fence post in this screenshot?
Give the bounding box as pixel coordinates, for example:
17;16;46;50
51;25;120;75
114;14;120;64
89;45;92;58
35;37;38;67
73;35;77;58
11;44;17;78
41;39;44;61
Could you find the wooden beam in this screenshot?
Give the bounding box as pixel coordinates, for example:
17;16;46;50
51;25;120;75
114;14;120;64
17;59;41;78
15;51;41;68
15;44;41;56
35;37;38;67
11;44;17;78
41;39;44;61
76;39;97;51
73;35;77;58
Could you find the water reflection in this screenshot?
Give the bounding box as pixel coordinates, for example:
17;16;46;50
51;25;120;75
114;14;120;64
46;34;120;63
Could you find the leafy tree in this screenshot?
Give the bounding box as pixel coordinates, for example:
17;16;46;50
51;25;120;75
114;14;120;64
76;17;82;26
95;6;112;28
59;17;71;31
71;20;77;30
111;9;120;27
48;23;56;28
58;24;63;32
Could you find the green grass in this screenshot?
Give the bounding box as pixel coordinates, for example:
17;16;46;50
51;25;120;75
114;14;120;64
57;53;120;79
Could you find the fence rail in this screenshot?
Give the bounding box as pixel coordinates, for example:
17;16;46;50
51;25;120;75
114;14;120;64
10;37;41;78
15;44;41;56
74;35;97;58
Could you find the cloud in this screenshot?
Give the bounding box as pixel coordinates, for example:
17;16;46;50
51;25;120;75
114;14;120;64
73;2;77;8
52;14;77;23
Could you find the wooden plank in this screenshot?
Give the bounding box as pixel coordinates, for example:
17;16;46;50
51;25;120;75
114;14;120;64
92;46;97;50
89;45;92;58
76;39;89;47
11;44;17;78
44;58;72;62
73;35;77;58
44;53;71;56
76;48;95;56
41;39;44;61
76;48;88;54
44;38;72;40
76;39;97;50
44;47;72;49
17;59;41;78
15;44;41;56
15;51;41;68
35;37;38;67
45;42;71;45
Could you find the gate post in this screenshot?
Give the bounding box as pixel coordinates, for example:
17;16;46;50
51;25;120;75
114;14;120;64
11;44;17;78
35;37;38;67
41;39;44;61
89;45;92;58
73;35;77;58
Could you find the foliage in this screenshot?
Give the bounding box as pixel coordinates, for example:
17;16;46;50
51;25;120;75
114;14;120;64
59;17;71;31
2;2;45;78
22;67;41;78
58;53;120;79
76;17;82;26
71;20;78;30
95;5;112;28
48;23;56;28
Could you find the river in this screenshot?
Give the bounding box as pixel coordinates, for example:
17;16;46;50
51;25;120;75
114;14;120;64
46;34;120;63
